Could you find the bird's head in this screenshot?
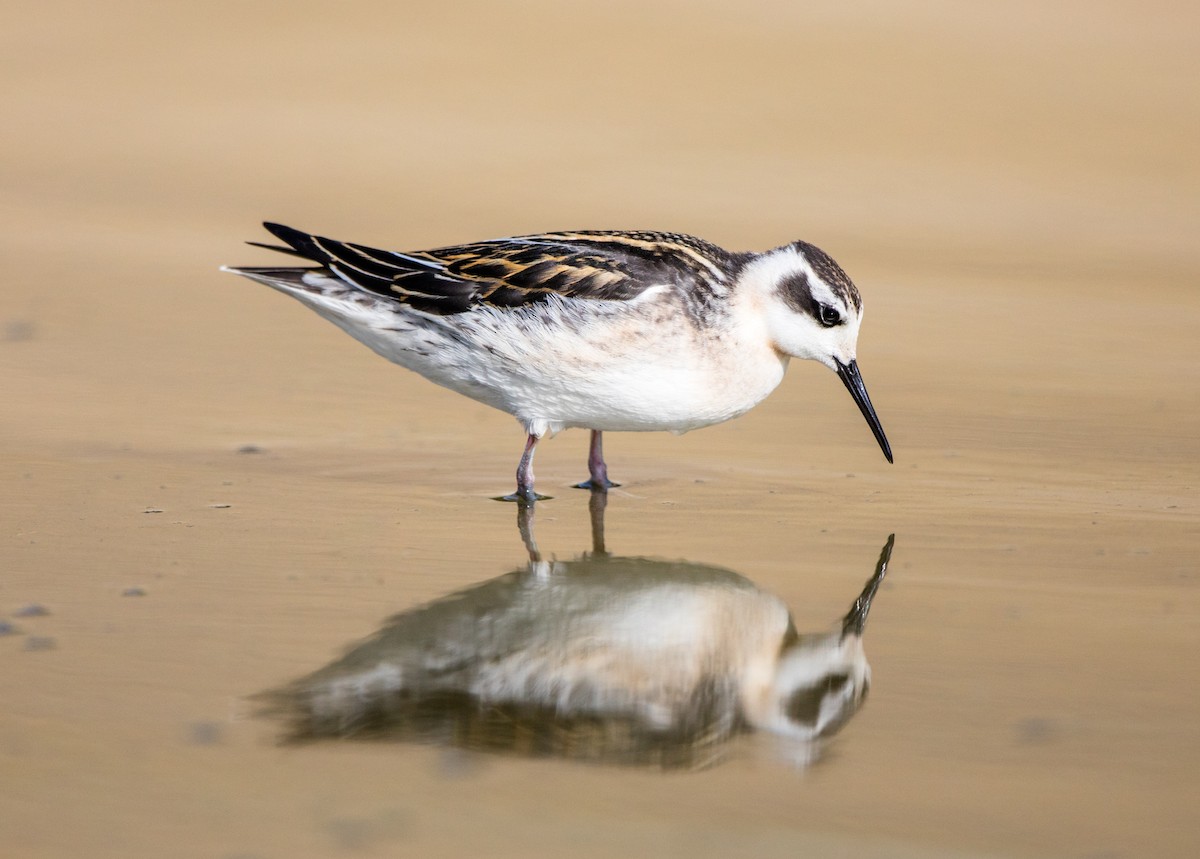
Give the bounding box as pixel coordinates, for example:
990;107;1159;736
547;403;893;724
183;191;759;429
746;534;894;743
753;629;873;742
738;241;892;463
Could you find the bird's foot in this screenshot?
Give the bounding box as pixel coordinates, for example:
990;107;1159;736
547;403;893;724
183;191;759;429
572;479;620;490
495;488;552;504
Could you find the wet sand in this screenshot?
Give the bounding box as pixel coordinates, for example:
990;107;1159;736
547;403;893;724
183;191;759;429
3;2;1198;857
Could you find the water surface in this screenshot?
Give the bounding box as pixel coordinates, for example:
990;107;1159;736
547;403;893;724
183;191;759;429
2;2;1197;857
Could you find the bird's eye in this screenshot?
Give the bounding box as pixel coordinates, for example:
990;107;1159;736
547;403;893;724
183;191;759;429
824;673;850;694
818;305;841;327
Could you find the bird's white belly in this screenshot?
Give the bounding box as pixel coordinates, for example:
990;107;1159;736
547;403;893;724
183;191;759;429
309;292;787;435
495;354;779;434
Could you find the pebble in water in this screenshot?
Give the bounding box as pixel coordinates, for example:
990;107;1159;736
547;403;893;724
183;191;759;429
187;721;223;746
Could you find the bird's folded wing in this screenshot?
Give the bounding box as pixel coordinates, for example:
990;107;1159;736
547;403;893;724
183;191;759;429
248;223;735;315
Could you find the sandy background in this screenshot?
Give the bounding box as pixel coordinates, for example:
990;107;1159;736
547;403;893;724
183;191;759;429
3;1;1198;857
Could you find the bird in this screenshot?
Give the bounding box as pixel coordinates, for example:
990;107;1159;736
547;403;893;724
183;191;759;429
223;222;892;502
258;507;897;768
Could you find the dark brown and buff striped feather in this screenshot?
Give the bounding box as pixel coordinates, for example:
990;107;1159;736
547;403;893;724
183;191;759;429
249;223;742;316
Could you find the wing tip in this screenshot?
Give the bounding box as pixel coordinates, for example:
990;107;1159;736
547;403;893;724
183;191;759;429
260;222;320;257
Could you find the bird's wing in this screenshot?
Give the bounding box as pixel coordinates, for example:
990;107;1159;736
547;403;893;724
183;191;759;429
243;222;737;315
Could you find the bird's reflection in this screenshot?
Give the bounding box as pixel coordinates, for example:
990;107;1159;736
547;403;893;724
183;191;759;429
260;493;895;770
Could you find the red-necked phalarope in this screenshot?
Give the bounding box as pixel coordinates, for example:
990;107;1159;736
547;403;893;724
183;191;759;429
224;223;892;502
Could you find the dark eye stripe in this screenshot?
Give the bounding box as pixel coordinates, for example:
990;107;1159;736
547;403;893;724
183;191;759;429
781;273;846;328
790;241;863;312
784;685;823;726
780;272;820;318
825;673;849;693
783;673;852;726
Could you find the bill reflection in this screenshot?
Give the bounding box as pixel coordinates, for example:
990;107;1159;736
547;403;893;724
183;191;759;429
260;496;896;770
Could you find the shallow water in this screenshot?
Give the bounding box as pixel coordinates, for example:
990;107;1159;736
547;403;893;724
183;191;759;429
258;500;895;770
3;2;1199;857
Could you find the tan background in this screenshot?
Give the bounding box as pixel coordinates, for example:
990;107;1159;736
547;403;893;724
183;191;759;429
3;1;1198;857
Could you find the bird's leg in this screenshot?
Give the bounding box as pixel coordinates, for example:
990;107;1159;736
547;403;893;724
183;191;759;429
587;484;610;558
497;432;551;503
516;500;541;562
573;430;619;490
517;485;557;581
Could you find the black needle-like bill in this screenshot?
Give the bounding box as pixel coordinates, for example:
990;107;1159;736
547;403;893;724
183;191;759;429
842;534;896;638
835;359;893;464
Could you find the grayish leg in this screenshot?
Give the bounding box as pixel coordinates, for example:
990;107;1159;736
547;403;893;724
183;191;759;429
587;485;609;558
498;433;551;504
516;501;541;562
573;430;619;490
